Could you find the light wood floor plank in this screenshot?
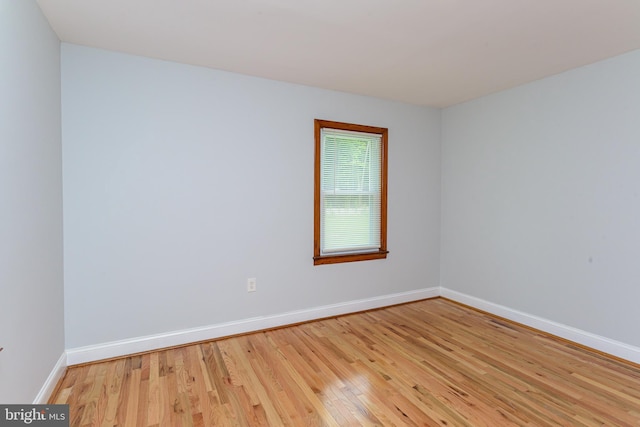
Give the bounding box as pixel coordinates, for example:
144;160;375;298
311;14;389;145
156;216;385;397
50;298;640;426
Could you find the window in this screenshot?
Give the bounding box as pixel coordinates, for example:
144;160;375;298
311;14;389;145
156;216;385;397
314;119;388;265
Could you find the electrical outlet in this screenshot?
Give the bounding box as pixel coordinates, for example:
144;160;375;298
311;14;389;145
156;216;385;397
247;278;257;292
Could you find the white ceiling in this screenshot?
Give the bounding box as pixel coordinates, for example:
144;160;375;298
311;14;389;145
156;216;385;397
36;0;640;107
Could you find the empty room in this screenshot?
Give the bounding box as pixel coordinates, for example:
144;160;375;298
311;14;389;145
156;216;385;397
2;0;640;425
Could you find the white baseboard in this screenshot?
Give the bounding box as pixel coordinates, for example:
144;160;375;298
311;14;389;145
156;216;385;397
440;287;640;365
33;352;67;404
65;286;640;367
66;287;439;365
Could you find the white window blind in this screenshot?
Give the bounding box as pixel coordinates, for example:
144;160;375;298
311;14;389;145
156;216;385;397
320;128;382;255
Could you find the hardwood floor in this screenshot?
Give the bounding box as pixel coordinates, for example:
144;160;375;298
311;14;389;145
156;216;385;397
50;298;640;426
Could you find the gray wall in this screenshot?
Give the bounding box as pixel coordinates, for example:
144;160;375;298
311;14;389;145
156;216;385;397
441;49;640;347
0;0;64;402
61;44;441;348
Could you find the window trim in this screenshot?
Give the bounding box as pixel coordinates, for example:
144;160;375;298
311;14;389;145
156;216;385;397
314;119;388;265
